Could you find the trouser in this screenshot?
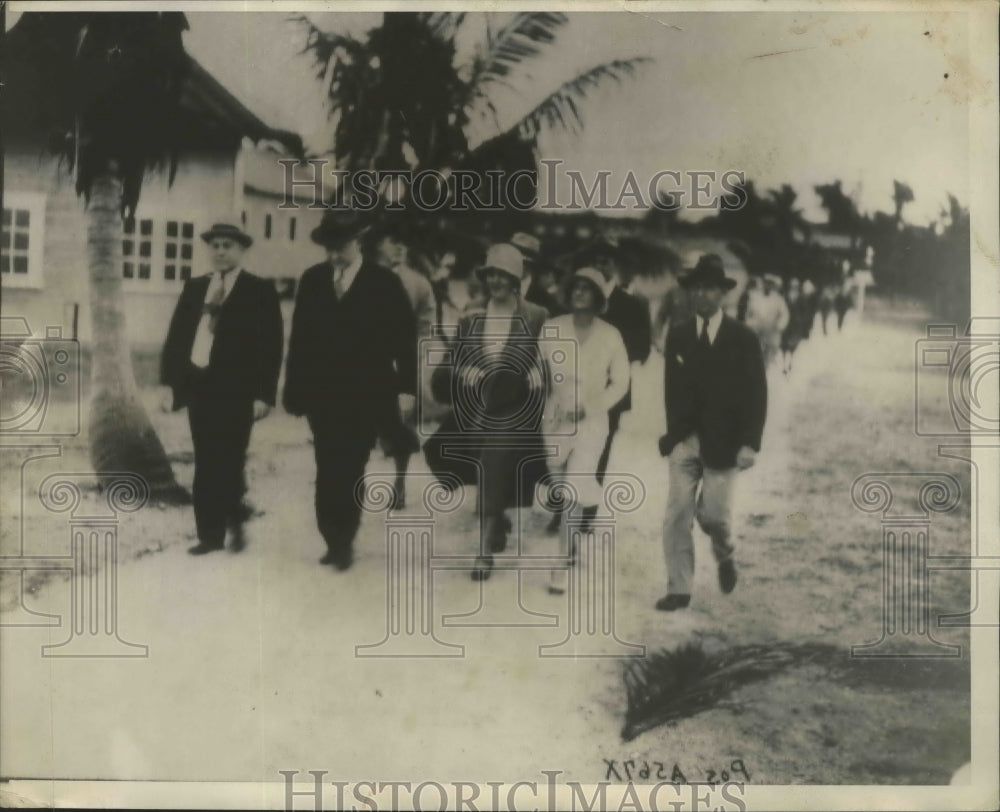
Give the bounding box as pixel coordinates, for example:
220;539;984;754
662;434;736;595
595;404;624;486
308;413;376;554
188;390;254;547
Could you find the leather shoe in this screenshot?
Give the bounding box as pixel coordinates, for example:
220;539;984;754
471;555;493;581
718;559;737;594
229;524;246;553
331;548;354;571
188;543;223;556
655;594;691;611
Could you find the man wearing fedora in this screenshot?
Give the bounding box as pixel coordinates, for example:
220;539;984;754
657;254;767;611
283;209;417;571
161;222;283;555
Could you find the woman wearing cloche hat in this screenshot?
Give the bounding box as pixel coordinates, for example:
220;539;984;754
538;267;630;594
429;242;549;581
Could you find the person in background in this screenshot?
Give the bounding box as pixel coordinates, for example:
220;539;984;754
835;272;854;331
653;249;699;353
591;235;652;480
657;254;767;611
511;231;562;317
160;222;283;556
539;267;629;595
744;273;789;371
780;277;809;376
283;209;417;571
367;220;435;509
800;277;819;338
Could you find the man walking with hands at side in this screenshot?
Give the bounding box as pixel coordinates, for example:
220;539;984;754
657;254;767;611
283;209;417;571
161;222;283;555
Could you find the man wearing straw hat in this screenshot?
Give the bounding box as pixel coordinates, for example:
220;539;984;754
161;222;283;555
657;254;767;611
283;209;417;571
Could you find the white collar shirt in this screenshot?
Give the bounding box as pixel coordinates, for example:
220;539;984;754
696;308;724;345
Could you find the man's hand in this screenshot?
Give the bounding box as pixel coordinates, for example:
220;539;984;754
398;393;416;421
253;400;272;421
159;388;174;414
736;446;757;471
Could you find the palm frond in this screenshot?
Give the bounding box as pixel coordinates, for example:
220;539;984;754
474;12;568;86
511;57;651;141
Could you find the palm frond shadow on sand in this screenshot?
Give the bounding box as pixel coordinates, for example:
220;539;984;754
621;641;968;742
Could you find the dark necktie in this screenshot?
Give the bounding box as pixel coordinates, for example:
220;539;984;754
204;271;231;333
699;318;711;349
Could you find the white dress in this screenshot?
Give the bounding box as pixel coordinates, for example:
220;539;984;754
539;314;630;508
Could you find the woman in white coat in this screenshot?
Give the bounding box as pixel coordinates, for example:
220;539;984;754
540;267;630;594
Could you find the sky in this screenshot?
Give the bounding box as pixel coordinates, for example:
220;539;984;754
12;7;975;226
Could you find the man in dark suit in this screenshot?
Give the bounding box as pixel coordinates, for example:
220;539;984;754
283;210;417;571
590;236;651;482
161;223;283;555
656;254;767;610
511;231;564;317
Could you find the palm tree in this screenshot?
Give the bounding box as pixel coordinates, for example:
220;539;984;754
293;12;650;183
5;12;190;501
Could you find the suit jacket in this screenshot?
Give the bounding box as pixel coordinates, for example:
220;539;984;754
603;285;652;413
524;279;563;317
283;260;417;421
160;270;283;410
661;314;767;469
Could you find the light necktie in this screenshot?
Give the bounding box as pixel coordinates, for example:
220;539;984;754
333;266;347;299
205;272;229;333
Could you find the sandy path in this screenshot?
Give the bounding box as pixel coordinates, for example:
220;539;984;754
0;301;971;785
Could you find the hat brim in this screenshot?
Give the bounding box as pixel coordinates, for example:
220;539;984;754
310;224;369;247
201;230;252;248
565;275;607;312
679;275;738;291
476;266;522;285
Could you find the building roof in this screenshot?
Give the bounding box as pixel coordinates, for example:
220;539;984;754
181;57;302;155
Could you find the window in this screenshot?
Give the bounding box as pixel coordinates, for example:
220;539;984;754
163;220;194;283
289;217;297;241
264;214;272;239
122;217;154;283
1;192;46;288
121;216;194;287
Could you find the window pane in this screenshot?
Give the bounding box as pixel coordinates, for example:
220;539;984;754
122;239;134;255
123;262;134;278
165;243;177;259
13;232;29;251
289;217;297;241
139;241;151;258
180;265;191;280
241;211;247;225
166;221;178;238
181;244;192;260
0;255;9;272
182;223;194;239
264;214;272;239
15;210;30;228
13;256;28;273
138;263;151;280
1;230;10;248
140;219;153;236
123;217;136;234
1;209;10;227
164;264;176;280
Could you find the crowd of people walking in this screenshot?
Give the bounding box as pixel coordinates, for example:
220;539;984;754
160;209;857;611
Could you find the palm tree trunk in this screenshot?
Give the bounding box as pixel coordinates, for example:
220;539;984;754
86;169;188;503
